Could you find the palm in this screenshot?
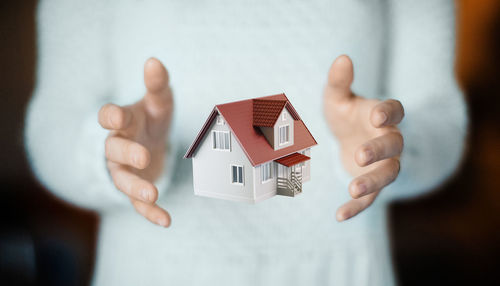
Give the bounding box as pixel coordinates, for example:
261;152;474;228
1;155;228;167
323;55;404;221
99;58;173;227
328;97;398;176
114;99;171;182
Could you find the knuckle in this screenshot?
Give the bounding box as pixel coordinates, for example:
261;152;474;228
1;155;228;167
110;172;126;193
392;132;404;152
397;133;404;151
390;158;401;175
355;145;370;165
112;108;125;129
131;199;152;218
143;207;156;221
365;195;377;208
368;141;382;159
130;144;150;169
348;181;360;198
375;102;387;112
131;200;145;215
350;177;371;198
109;106;126;129
149;186;159;202
116;181;127;195
125;142;137;165
138;146;151;168
130;198;139;208
137;182;158;202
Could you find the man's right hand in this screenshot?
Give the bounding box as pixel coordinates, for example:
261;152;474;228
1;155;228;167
98;58;173;227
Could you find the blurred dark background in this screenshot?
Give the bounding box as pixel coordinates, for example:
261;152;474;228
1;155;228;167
0;1;498;285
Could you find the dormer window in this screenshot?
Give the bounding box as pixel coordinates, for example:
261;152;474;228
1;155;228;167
252;98;296;150
279;125;290;145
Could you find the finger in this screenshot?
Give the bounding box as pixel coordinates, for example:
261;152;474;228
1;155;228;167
325;55;354;103
98;103;133;130
370;99;404;127
131;199;171;227
336;191;379;222
349;158;400;199
108;163;158;203
105;136;151;169
355;132;404;166
143;57;173;118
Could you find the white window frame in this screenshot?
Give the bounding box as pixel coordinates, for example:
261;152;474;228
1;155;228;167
278;125;290;145
230;164;244;185
216;115;224;125
212;130;231;151
261;162;274;183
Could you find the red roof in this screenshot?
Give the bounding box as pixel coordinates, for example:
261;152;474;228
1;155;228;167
184;93;317;166
253;99;288;127
275;152;310;167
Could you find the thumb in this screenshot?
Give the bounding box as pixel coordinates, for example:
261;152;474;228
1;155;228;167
143;57;173;118
325;55;354;103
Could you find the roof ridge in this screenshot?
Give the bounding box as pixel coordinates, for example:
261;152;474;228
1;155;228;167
253;98;286;102
216;93;287;108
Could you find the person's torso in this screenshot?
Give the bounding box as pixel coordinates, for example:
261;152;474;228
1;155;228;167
93;1;393;285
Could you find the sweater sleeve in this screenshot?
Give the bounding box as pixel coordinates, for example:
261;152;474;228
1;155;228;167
377;0;468;202
24;0;177;211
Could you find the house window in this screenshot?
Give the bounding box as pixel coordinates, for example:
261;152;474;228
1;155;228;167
282;112;286;121
212;131;230;151
261;162;273;183
279;125;290;145
216;116;224;125
231;165;244;185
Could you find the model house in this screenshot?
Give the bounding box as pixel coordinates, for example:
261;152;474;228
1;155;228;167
184;93;317;203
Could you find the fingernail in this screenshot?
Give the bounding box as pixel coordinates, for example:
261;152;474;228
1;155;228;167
362;149;373;164
141;189;150;201
376;112;387;126
355;183;367;197
336;211;348;222
157;217;168;227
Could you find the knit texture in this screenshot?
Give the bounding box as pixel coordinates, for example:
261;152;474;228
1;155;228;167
25;0;466;285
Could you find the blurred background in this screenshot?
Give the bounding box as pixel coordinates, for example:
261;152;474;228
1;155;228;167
0;1;498;285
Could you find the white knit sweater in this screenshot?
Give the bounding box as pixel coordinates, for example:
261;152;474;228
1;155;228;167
25;0;467;285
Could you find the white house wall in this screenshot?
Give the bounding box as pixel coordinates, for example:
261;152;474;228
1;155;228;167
253;162;278;202
192;115;255;203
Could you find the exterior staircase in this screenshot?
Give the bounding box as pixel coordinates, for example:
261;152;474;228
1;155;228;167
277;168;302;197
